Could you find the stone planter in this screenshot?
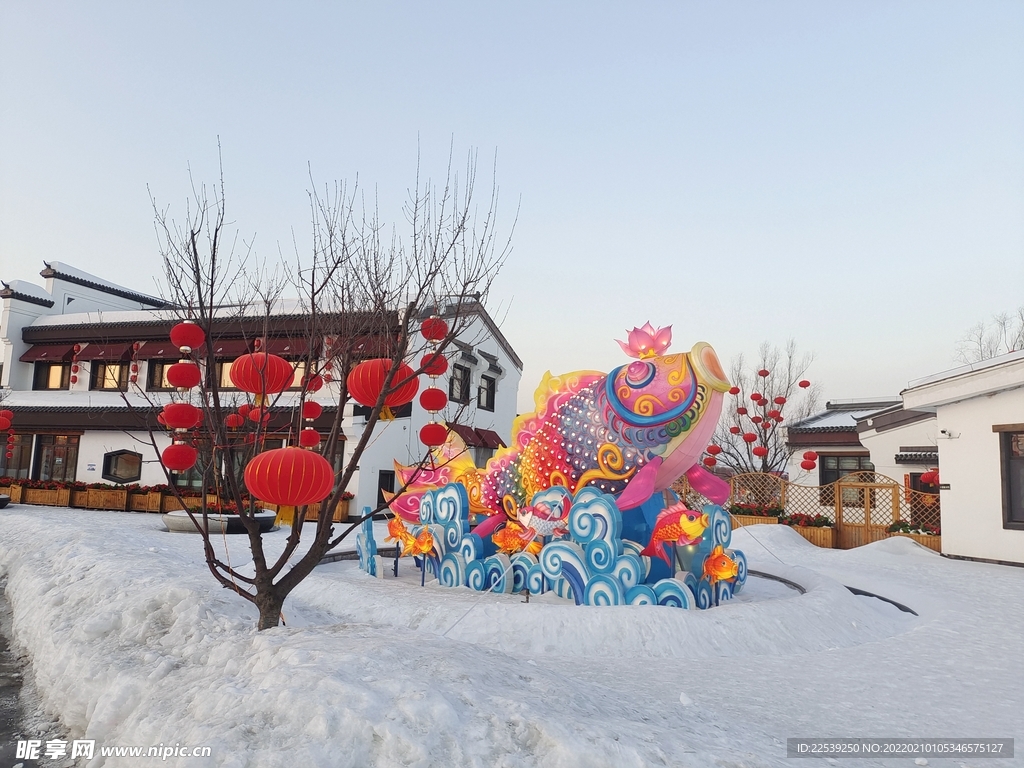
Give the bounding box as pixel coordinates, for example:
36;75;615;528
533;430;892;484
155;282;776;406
888;532;942;552
788;525;835;548
730;514;779;528
162;509;276;534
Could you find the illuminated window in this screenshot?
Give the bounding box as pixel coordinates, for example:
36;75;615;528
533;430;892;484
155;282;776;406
33;362;70;390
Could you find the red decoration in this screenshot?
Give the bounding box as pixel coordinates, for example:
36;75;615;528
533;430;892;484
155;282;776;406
736;407;748;416
421;353;449;377
750;392;762;402
230;353;295;396
166;362;202;389
802;451;818;461
248;407;270;423
774;396;787;405
0;417;10;431
419;387;448;412
420;318;449;341
162;443;198;471
800;460;817;471
798;380;811;388
244;447;334;506
757;369;770;377
742;432;757;443
420;422;448;447
71;364;80;373
170;322;206;350
752;446;768;458
162;402;202;429
298;428;321;447
0;409;12;420
706;444;722;455
761;421;772;430
130;363;139;373
347;359;420;410
751;415;763;424
73;344;82;354
156;413;167;426
728;426;741;434
237;403;252;417
702;456;717;467
767;409;781;419
302;401;323;420
224;413;245;429
70;375;78;385
302;373;324;393
4;452;11;459
728;386;740;395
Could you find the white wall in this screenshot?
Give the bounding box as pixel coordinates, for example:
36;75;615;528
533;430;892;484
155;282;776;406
931;389;1024;564
1;298;49;389
858;417;937;483
76;430;172;487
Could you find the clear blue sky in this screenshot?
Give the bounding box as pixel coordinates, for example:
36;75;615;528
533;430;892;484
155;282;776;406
2;2;1022;411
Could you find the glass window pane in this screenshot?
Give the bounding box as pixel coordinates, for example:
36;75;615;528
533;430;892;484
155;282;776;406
48;365;63;388
221;361;235;388
823;456;838;469
839;457;861;470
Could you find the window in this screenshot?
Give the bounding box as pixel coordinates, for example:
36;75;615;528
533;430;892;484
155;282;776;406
102;450;142;484
449;364;471;404
818;455;874;506
353;402;412;419
90;362;128;391
33;435;79;483
147;361;175;390
0;434;32;480
377;470;395;511
218;360;237;390
1001;432;1024;529
33;362;70;390
477;375;496;411
473;446;495;467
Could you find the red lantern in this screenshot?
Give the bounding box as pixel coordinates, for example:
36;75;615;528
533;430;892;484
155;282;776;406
757;369;770;377
758;398;769;407
244;446;334;506
742;432;757;443
419;387;448;412
224;413;245;429
420;317;449;341
750;392;762;402
248;407;270;423
774;396;787;405
736;407;748;416
0;409;12;420
421;353;449;377
347;359;420;412
302;401;323;420
702;456;717;467
761;421;772;430
73;344;81;354
751;415;763;424
420;422;448;447
728;386;740;395
752;446;768;458
71;364;80;374
167;362;202;389
802;451;818;461
4;452;11;460
230;353;295;397
767;409;781;419
728;426;741;434
302;373;324;392
237;403;252;417
298;428;321;447
162;443;198;471
161;402;202;429
0;417;10;431
322;373;333;383
170;322;206;351
800;460;816;471
798;380;811;388
706;444;722;455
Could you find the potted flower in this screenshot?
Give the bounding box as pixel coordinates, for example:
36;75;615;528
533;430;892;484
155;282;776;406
886;519;942;552
728;501;783;527
780;512;835;548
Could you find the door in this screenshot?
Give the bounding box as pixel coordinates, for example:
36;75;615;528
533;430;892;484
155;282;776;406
33;435;80;483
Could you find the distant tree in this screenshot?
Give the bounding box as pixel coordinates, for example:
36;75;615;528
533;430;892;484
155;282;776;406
956;307;1024;363
140;150;512;630
708;341;820;476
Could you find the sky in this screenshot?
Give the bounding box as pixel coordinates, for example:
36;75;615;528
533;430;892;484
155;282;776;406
1;2;1022;412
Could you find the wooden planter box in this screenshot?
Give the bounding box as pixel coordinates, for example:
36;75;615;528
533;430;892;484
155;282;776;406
127;492;151;512
888;532;942;552
731;514;779;527
266;499;351;523
788;525;835;548
20;487;72;507
70;488;129;510
7;485;22;504
70;490;89;507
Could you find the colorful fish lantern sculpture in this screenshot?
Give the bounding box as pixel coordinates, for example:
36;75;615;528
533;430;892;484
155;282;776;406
387;324;731;523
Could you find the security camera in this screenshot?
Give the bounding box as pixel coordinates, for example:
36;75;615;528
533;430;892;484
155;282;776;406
940;429;949;435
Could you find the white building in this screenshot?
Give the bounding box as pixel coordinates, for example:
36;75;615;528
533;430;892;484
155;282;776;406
902;351;1024;565
1;263;521;517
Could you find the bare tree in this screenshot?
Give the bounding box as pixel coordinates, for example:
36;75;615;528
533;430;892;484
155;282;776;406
143;150;512;629
956;307;1024;363
711;340;820;476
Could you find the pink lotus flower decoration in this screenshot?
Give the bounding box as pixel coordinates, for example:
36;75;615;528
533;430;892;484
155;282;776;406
616;322;673;359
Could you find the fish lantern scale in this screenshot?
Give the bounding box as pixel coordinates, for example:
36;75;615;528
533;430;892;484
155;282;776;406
230;352;295;405
244;447;334;520
347;358;419;420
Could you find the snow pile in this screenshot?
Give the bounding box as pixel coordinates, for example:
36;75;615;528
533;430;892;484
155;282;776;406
0;509;1020;767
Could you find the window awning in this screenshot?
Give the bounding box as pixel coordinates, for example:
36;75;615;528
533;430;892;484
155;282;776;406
446;423;506;449
262;338;310;357
19;344;74;362
200;340;252;359
133;341;178;360
74;343;131;361
475;428;506;450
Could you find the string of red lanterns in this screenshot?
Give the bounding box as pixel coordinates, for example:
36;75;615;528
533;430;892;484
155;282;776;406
160;322;206;473
1;409;14;462
417;317;449;448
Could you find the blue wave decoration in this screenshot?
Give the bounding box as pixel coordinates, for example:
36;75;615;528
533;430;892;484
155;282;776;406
585;538;616;574
584;574;625;605
511;552;537;593
356;513;377;576
483;554;513;594
433;484;468;524
716;580;734;603
653;578;696;609
693;579;714;609
625;584;658;605
706;503;732;549
539;541;589;605
731;549;747;593
460;533;483;563
526;563;547;595
466;559;487;591
569;488;622;545
439;552;467;588
611;553;645;590
553;577;574;602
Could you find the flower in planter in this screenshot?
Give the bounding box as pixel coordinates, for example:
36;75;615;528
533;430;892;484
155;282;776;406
781;512;833;528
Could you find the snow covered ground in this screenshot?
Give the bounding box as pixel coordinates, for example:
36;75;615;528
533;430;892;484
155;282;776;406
0;507;1019;767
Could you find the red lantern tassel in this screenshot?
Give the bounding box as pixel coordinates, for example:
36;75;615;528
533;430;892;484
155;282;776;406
275;505;296;526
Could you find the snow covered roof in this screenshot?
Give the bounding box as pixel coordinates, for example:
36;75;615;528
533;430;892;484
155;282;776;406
0;279;55;308
40;261;170;308
788;398;900;434
903;349;1024;410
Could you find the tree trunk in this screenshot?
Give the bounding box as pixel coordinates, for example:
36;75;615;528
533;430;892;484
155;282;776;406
256;589;285;631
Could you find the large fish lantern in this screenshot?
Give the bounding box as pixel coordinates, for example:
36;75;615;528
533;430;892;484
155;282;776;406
388;324;731;521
